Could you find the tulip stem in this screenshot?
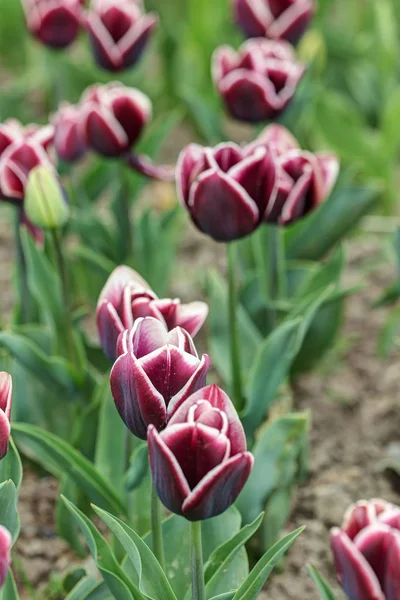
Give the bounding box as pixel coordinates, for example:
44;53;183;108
114;164;133;261
151;483;166;570
14;210;30;323
191;521;206;600
227;243;244;411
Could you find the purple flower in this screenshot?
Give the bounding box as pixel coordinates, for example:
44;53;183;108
233;0;315;45
110;318;210;439
0;526;11;588
176;141;276;242
85;0;158;72
331;499;400;600
0;373;12;461
97;265;208;361
22;0;83;49
148;384;254;521
255;124;339;225
52;104;87;163
80;82;151;157
212;39;305;123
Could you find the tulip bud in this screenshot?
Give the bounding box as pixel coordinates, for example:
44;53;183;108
97;265;208;361
25;166;69;229
52;104;87;163
176;141;277;242
212;39;305;123
233;0;315;45
331;499;400;600
86;0;158;72
0;526;11;588
0;373;12;461
22;0;83;49
148;384;254;521
80;82;151;157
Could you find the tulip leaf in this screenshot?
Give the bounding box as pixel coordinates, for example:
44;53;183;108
0;481;19;543
203;513;264;599
56;476;86;557
61;497;140;600
0;571;20;600
12;423;126;517
208;595;236;600
125;442;149;492
93;505;178;600
65;577;111;600
382;87;400;155
308;566;337;599
286;185;379;261
232;527;304;600
0;438;22;492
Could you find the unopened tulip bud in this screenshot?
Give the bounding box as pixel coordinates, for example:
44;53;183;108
22;0;83;49
0;526;11;588
25;166;69;229
0;373;12;461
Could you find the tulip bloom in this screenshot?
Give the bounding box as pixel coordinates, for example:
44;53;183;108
52;104;87;163
22;0;83;49
176;141;276;242
212;39;305;123
148;384;254;521
254;124;339;225
0;373;12;461
234;0;315;45
0;526;11;588
110;318;210;439
86;0;158;72
97;265;208;361
80;82;151;157
331;499;400;600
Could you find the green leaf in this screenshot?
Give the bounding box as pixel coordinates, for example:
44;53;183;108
233;527;304;600
308;566;337;599
125;442;149;492
180;87;224;145
286;186;380;261
93;506;177;600
0;481;19;542
56;477;86;557
381;87;400;155
13;423;126;516
0;571;20;600
61;497;139;600
209;594;236;600
0;438;22;491
65;578;111;600
204;513;263;599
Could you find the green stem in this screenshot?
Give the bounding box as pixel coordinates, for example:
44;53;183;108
115;164;133;260
227;243;244;411
191;521;206;600
151;483;165;570
14;209;30;323
275;227;287;301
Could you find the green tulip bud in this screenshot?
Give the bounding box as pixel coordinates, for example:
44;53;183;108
25;166;70;230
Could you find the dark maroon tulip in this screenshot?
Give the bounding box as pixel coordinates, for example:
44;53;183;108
212;39;305;123
148;384;254;521
251;124;339;225
0;526;11;588
0;373;12;461
22;0;83;49
110;318;210;439
52;104;87;163
331;499;400;600
0;119;54;158
97;265;208;361
176;141;277;242
80;82;151;157
85;0;158;72
234;0;315;45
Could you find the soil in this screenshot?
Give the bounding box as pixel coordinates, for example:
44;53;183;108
1;191;400;598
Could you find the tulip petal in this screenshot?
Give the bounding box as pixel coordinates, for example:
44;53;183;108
148;425;190;516
168;384;247;455
167;327;198;357
97;300;124;361
379;508;400;531
110;351;166;439
331;528;384;600
229;146;276;215
384;532;400;600
83;104;129;156
109;90;151;147
0;372;12;421
255;123;299;154
174;301;209;338
119;13;158;68
211;142;244;172
167;354;210;418
268;1;315;45
129;317;169;358
35;5;80;49
316;153;340;198
182;452;254;521
176;144;208;206
98;265;151;309
188;169;259;242
212;45;240;84
233;0;271;37
0;526;11;588
0;411;10;461
343;500;379;541
355;524;395;588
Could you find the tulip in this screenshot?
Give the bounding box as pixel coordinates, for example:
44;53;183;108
0;526;11;588
86;0;158;72
233;0;315;45
148;384;254;521
331;499;400;600
52;104;87;162
80;82;151;157
0;373;12;461
25;166;70;229
212;39;305;123
97;265;208;361
22;0;83;49
176;140;277;242
0;119;54;158
110;317;210;439
254;124;339;225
